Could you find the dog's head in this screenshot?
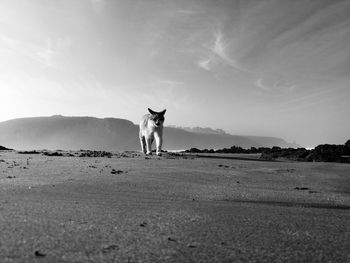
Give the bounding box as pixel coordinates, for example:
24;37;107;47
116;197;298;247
148;108;166;127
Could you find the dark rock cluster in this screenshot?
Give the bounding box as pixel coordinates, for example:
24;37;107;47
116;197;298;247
261;141;350;163
0;145;12;151
185;140;350;163
78;150;113;158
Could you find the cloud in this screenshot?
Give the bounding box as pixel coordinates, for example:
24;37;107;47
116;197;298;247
1;35;71;69
34;37;72;69
36;39;56;67
286;85;297;93
254;77;297;93
255;78;271;91
159;80;184;86
278;87;342;113
148;79;185;88
211;31;227;61
197;30;246;73
37;37;73;68
197;57;212;71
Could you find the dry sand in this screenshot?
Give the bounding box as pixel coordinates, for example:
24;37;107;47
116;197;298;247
0;150;349;262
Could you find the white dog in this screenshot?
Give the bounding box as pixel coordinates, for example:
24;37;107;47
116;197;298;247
139;108;166;156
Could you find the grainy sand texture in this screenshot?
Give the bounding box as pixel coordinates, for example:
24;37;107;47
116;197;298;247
0;150;349;262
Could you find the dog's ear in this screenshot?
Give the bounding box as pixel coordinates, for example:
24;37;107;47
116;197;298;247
160;109;166;115
148;108;156;115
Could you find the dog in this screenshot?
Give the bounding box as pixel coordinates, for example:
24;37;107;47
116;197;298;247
139;108;166;156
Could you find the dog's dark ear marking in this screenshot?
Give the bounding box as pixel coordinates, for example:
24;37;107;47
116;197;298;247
148;108;156;115
160;109;166;115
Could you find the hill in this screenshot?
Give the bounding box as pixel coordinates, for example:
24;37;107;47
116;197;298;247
0;116;299;151
0;145;12;151
167;125;227;135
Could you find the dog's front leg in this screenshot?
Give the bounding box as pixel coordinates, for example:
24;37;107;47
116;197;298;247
145;136;153;155
154;132;162;156
140;136;146;154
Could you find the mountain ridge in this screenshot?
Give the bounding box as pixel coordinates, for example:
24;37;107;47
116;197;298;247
0;115;300;151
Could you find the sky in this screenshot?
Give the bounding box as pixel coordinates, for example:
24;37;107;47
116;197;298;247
0;0;349;147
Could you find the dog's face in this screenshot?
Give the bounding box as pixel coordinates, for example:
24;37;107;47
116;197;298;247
148;108;166;127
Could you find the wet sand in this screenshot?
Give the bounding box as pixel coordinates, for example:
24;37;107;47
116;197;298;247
0;150;349;262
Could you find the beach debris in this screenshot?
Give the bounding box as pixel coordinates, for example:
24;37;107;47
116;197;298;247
140;222;147;227
79;150;112;158
102;244;118;253
43;151;63;157
111;169;123;174
120;151;139;158
294;187;309;190
167;237;177;242
187;244;197;248
34;250;46;257
218;164;230;168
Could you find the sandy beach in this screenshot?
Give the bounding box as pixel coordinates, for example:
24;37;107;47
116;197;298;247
0;150;349;262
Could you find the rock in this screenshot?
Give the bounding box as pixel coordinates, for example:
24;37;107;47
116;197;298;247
111;169;123;174
294;187;309;190
34;250;46;257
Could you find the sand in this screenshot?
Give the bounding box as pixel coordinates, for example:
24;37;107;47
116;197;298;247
0;150;349;262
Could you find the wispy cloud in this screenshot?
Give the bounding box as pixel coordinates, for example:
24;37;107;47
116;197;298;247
147;79;185;88
211;31;228;62
1;35;72;69
286;85;297;93
278;86;347;113
197;57;212;71
254;77;297;93
254;78;271;91
159;80;184;86
34;37;72;68
197;30;246;73
36;39;56;67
